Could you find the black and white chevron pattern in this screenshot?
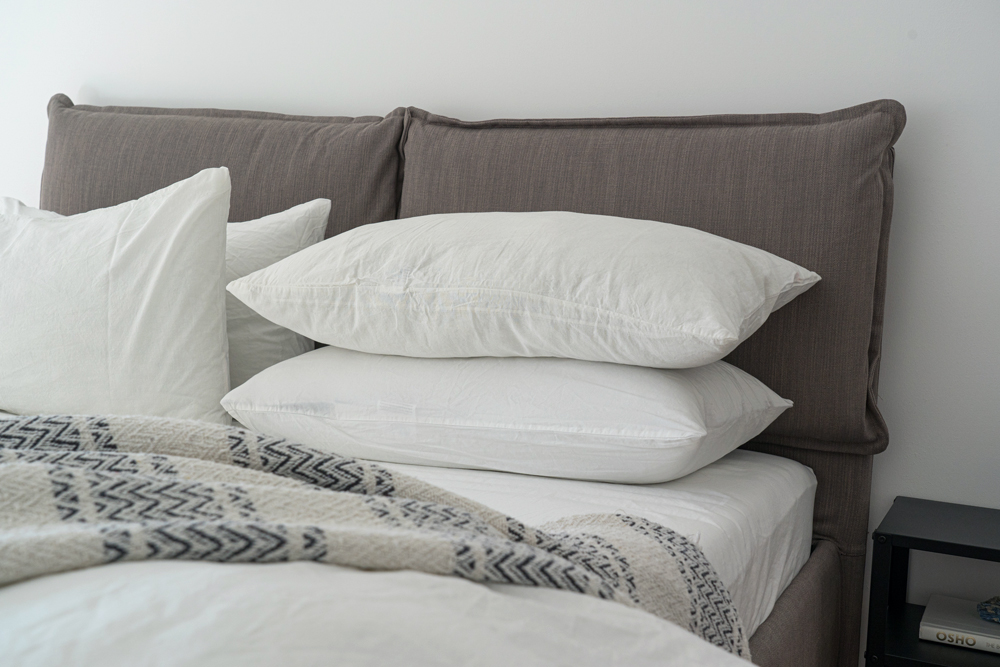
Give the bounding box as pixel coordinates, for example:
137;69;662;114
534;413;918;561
0;415;748;657
617;514;748;655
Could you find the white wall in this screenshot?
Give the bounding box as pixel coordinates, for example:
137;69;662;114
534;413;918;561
3;0;999;660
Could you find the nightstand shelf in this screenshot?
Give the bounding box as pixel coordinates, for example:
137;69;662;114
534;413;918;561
884;603;1000;666
866;497;1000;667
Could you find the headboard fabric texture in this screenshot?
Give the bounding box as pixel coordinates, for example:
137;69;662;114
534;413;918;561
39;95;905;667
399;104;902;457
40;94;404;238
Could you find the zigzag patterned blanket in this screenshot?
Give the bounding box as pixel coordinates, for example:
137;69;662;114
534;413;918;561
0;414;749;658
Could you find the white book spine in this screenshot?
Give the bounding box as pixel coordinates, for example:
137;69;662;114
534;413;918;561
919;623;1000;655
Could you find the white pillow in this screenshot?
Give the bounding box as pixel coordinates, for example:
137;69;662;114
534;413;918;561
0;195;330;395
227;211;820;369
226;200;330;388
0;168;232;423
222;346;792;484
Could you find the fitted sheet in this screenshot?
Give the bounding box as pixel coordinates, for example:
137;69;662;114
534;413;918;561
386;448;816;636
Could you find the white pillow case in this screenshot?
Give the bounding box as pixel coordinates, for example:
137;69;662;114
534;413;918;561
222;346;792;484
0;195;330;395
228;211;820;369
0;168;231;423
226;200;330;389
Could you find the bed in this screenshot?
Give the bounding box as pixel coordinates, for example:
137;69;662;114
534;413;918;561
0;94;905;666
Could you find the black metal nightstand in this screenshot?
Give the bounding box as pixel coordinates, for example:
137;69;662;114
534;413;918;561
865;497;1000;666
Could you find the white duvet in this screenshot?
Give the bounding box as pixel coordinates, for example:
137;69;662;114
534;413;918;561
0;560;748;666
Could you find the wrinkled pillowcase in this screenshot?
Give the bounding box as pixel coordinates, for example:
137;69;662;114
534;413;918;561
223;346;792;484
0;168;231;423
1;194;330;395
228;211;821;369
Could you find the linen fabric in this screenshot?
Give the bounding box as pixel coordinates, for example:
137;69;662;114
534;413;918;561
0;414;750;657
227;211;819;368
222;346;791;484
40;95;403;237
0;455;817;667
0;168;231;423
226;199;330;388
386;448;817;636
398;102;905;454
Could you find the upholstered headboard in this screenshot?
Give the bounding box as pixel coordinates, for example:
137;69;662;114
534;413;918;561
40;94;404;237
39;95;905;667
398;104;903;457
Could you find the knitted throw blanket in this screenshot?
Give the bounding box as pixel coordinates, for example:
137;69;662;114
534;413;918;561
0;415;749;658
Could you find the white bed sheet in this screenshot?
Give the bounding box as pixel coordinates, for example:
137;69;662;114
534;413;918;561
386;448;816;636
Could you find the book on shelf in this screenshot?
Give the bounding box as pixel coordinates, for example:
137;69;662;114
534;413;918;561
919;594;1000;655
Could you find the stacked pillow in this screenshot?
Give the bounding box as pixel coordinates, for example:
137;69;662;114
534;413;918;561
0;169;329;423
1;173;819;484
224;210;820;483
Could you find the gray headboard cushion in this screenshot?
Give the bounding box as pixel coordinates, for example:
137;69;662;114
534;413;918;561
40;95;405;237
39;95;904;458
399;102;906;457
